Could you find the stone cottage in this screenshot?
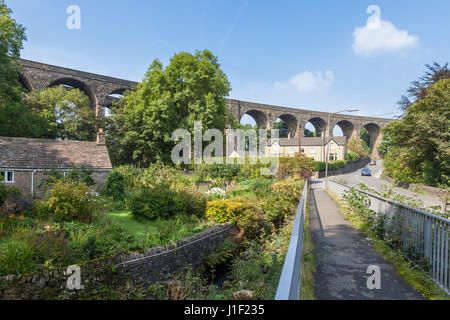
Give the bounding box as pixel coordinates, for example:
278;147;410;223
0;132;112;199
266;136;348;161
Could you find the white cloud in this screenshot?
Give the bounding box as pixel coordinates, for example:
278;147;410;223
353;11;419;55
274;70;335;93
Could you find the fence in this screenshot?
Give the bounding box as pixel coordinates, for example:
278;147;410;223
328;179;450;296
275;180;309;300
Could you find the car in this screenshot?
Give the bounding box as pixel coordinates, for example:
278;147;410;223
369;160;377;166
361;168;372;176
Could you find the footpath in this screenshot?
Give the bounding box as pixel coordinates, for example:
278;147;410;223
309;180;425;300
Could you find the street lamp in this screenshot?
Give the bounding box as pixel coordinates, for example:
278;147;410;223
324;109;359;188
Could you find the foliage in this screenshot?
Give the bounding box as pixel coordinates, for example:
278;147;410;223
348;136;369;159
0;240;36;275
398;62;450;111
25;86;97;141
39;181;97;223
128;183;182;221
205;187;227;200
106;49;235;166
0;1;50;138
206;199;244;223
278;155;315;179
314;160;348;172
39;167;95;194
383;79;450;187
29;230;76;267
345;151;360;161
102;171;126;201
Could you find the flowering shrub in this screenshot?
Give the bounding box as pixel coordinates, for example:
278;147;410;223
0;213;25;231
205;188;227;200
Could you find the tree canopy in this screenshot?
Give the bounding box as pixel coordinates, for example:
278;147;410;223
25;86;97;141
106;50;235;167
384;79;450;187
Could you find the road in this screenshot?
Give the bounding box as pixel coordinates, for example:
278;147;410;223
329;161;444;211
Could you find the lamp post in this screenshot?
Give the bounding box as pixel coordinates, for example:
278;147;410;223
324;109;359;188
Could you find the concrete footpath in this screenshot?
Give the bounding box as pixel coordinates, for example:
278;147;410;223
309;182;425;300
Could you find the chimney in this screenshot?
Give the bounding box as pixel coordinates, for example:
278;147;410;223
97;128;106;145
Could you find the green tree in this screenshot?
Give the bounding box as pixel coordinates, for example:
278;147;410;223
348;137;369;159
384;79;450;186
25;86;96;141
0;0;49;138
107;50;234;166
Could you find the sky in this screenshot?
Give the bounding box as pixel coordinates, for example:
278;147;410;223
6;0;450;121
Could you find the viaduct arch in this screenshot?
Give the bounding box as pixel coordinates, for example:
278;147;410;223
17;59;394;158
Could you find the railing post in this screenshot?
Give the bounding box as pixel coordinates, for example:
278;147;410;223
424;217;433;264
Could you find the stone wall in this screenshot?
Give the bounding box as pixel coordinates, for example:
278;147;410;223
317;158;371;178
0;224;233;300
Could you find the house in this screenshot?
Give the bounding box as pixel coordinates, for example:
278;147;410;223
266;136;348;161
0;132;113;198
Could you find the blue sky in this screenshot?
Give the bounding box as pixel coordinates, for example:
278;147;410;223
7;0;450;119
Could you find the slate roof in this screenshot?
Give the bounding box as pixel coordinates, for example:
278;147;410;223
268;136;347;146
0;137;112;170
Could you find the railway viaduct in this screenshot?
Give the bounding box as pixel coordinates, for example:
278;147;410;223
17;59;395;158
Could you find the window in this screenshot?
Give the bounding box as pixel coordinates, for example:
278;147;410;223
1;171;14;183
290;147;295;155
329;154;338;161
309;147;315;154
329;142;335;149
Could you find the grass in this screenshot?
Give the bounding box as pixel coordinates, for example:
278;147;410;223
326;189;450;300
106;210;157;236
300;199;316;300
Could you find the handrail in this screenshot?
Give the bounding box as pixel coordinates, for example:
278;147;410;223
328;179;449;295
275;180;309;300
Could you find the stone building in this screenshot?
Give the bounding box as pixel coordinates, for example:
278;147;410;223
266;136;347;161
0;132;112;199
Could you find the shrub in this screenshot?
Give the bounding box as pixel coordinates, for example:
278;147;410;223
236;202;271;240
103;171;126;201
278;156;315;179
205;187;227;200
263;179;305;226
348;137;369;159
40;181;97;223
129;183;183;221
172;184;208;217
29;230;76;267
345;151;360;161
248;178;273;199
1;197;32;215
206;199;245;223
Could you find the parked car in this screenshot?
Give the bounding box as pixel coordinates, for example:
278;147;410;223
369;160;377;166
361;168;372;176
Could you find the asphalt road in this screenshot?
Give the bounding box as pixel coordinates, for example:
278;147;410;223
331;161;444;211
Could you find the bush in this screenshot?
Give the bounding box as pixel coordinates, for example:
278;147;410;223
129;183;182;221
1;197;32;215
263;179;305;226
314;160;348;172
103;171;126;201
278;156;315;179
206;199;244;223
345;151;360;161
172;183;208;217
348;137;369;159
248;178;273;199
29;230;76;267
236;202;271;240
40;181;97;223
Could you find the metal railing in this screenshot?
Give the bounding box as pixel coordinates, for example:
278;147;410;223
328;180;450;295
275;180;309;300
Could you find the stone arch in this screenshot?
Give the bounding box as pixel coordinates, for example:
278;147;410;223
303;116;327;137
47;78;98;108
240;109;268;129
103;88;127;117
333;120;355;139
273;114;298;138
362;122;382;159
18;73;33;92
